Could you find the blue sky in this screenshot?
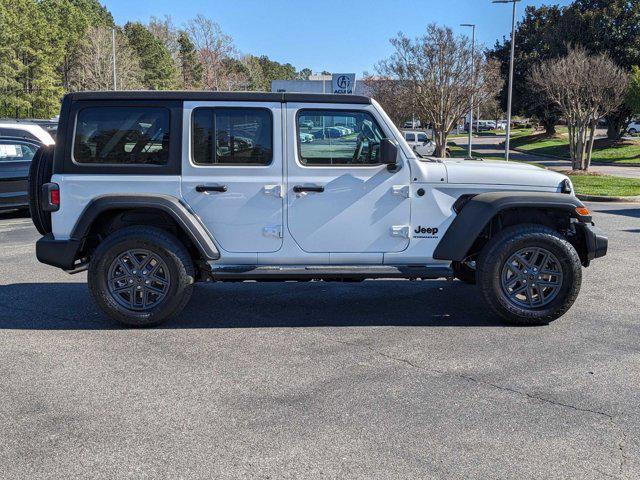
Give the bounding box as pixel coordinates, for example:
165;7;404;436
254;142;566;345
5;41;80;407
105;0;573;75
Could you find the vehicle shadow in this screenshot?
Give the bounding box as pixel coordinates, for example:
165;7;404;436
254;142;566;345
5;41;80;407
0;280;507;330
0;209;30;220
595;208;640;219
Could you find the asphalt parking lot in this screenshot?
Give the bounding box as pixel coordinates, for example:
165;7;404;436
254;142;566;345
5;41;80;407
0;204;638;479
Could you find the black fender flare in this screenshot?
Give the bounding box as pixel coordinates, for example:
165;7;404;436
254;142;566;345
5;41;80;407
432;191;590;262
71;194;220;260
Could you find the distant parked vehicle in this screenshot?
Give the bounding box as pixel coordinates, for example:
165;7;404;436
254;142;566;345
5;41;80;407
403;130;435;156
0;123;54;211
313;127;343;139
403;120;421;129
299;131;314;143
299;120;314;129
627;120;640;134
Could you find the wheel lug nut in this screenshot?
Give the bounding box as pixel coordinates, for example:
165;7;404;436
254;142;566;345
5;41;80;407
132;270;137;274
129;279;133;284
145;280;150;285
142;271;148;275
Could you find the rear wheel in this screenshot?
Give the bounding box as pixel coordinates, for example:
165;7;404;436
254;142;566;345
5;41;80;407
28;145;54;235
477;224;582;326
88;226;195;327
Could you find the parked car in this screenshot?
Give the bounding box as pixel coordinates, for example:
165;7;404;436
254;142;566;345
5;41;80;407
0;123;54;211
403;130;435;157
30;91;607;327
627;121;640;134
299;119;314;129
299;131;314;143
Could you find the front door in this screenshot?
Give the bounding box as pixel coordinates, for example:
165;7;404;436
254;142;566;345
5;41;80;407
287;105;411;255
181;102;284;253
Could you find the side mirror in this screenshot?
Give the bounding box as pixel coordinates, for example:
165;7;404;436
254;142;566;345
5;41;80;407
380;138;399;171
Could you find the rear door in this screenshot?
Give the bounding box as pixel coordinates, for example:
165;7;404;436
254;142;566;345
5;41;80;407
181;102;284;253
0;139;39;208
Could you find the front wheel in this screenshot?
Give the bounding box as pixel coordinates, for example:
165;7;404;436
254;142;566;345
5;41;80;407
88;226;195;327
476;224;582;326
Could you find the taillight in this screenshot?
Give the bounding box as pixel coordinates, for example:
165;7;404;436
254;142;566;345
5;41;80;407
50;188;60;207
41;183;60;212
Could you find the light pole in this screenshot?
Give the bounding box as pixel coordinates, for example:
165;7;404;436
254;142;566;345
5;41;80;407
111;28;117;90
493;0;521;161
461;23;476;159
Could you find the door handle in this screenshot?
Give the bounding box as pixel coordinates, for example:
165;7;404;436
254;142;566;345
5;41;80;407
196;185;227;193
293;185;324;193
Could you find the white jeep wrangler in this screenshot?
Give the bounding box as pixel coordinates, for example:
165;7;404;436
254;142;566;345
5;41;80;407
30;91;607;327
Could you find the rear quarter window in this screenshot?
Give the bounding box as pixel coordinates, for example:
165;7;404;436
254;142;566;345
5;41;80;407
73;107;170;165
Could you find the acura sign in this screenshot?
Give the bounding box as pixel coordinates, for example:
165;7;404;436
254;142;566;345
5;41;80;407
332;73;356;94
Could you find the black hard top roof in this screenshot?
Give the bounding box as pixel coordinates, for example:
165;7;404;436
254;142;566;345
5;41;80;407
65;91;372;104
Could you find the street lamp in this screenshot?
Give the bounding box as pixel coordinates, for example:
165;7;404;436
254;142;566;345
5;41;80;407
493;0;521;162
461;23;476;159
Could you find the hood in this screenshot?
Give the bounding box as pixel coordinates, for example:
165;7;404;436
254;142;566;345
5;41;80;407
442;158;569;190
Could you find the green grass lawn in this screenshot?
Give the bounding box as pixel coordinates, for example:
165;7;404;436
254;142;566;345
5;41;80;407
510;130;640;165
568;174;640;197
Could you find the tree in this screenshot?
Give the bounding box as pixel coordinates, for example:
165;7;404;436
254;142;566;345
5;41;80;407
0;0;63;118
488;5;570;134
177;31;203;89
627;66;640;119
529;48;628;171
377;24;494;157
360;76;413;127
147;15;179;61
187;15;236;91
568;1;640;139
69;26;142;91
124;22;177;90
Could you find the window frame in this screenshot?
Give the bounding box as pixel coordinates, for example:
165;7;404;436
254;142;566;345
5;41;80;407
295;108;388;168
60;100;182;176
190;106;274;167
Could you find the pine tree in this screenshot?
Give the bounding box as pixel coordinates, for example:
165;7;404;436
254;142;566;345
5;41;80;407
177;31;203;89
124;22;178;90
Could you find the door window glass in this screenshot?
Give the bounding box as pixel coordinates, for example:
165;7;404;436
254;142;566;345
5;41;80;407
297;110;385;166
192;108;272;165
405;133;415;142
417;133;428;142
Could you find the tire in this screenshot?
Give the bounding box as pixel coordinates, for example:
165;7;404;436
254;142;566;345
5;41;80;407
88;226;195;327
28;145;54;235
476;224;582;326
452;260;476;284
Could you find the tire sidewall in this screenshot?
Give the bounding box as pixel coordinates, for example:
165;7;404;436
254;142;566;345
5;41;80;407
89;229;193;326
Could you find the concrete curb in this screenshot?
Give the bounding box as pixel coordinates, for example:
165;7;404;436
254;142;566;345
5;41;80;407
576;194;640;203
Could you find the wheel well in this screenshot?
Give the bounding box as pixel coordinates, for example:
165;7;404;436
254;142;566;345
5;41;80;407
81;208;207;273
463;207;588;264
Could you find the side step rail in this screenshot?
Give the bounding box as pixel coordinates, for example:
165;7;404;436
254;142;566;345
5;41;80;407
207;264;453;281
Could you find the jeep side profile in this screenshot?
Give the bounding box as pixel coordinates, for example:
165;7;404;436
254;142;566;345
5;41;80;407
30;91;608;327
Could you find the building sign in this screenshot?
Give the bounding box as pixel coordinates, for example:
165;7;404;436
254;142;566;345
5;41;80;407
332;74;356;94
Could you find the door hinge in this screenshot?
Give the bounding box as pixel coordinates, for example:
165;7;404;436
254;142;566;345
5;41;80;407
263;226;283;238
264;184;283;198
392;185;410;198
391;225;410;238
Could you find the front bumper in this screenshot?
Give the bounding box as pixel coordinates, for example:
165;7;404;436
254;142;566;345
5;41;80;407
36;233;81;270
576;223;608;261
